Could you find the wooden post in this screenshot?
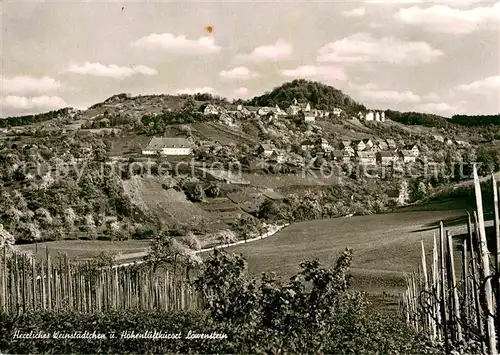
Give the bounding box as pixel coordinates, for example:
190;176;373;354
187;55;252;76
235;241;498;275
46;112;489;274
31;256;37;311
1;247;6;313
468;211;485;352
432;233;440;341
46;253;51;310
474;165;498;355
447;231;463;343
492;174;500;339
439;222;450;352
421;240;432;337
461;235;469;340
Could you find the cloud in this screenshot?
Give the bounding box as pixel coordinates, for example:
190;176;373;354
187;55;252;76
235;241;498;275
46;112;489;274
1;76;62;95
64;62;157;79
358;89;422;104
455;75;500;95
423;92;441;102
234;87;249;97
130;33;220;54
219;67;260;80
1;95;68;116
317;33;443;65
366;0;483;6
237;40;292;62
175;87;215;95
395;2;500;34
416;102;457;115
280;65;348;82
342;7;366;17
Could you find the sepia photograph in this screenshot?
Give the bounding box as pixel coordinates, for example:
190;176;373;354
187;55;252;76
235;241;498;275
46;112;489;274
0;0;499;353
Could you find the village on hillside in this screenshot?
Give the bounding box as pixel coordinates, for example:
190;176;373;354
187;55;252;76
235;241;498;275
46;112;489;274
137;95;471;173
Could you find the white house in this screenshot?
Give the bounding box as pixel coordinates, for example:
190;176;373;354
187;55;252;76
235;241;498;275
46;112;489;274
219;113;235;127
287;105;301;116
257;143;277;157
303;114;315;123
200;104;219;115
356;151;377;165
142;137;193;156
258;107;272;116
332;107;343;117
404;144;420;157
398;150;416;163
433;135;444;143
352;140;366;151
317;138;331;151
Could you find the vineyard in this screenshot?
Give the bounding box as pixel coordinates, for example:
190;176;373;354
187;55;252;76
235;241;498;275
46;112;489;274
402;167;500;354
0;250;204;314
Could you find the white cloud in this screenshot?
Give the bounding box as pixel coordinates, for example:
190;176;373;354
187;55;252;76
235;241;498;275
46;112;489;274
234;87;249;97
1;76;62;95
366;0;484;6
65;62;157;79
416;102;457;115
342;7;366;17
237;40;292;62
280;65;348;82
175;87;215;95
130;33;220;54
423;92;441;102
455;75;500;95
1;95;68;115
395;2;500;34
219;67;260;80
317;33;443;65
358;89;422;104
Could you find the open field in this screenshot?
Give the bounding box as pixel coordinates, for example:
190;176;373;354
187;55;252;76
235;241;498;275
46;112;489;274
227;210;481;295
16;240;150;260
191;122;259;146
241;172;341;190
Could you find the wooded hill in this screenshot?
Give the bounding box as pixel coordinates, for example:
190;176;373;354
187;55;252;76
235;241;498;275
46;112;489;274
245;79;366;114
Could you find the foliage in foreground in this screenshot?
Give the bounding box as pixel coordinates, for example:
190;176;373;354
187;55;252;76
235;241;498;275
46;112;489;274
0;250;431;354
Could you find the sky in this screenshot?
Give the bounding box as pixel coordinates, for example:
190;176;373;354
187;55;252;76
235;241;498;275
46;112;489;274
1;0;499;118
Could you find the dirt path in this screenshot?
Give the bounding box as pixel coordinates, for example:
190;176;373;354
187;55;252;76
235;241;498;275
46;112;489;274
114;223;289;267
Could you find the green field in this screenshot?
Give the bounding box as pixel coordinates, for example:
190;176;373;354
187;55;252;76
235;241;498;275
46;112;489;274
17;240;150;260
227;210;473;295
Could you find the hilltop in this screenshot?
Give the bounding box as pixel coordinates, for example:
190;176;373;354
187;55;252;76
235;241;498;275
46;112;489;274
245;79;366;114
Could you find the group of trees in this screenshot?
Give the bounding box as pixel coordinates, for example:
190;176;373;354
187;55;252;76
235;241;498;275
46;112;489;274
188;249;428;353
0;108;72;127
450;114;500;127
139;111;214;135
246;79;366;113
0;134;154;242
181;182;220;202
255;184;397;224
385;110;450;128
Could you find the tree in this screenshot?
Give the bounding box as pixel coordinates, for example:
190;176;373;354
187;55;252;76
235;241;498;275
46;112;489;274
0;223;15;248
185;183;206;202
205;184;220;198
258;199;283;221
233;216;260;242
144;231;202;275
410;179;428;202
